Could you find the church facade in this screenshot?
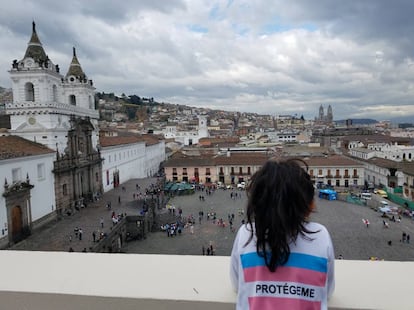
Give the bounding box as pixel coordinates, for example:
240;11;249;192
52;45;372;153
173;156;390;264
0;22;165;248
7;22;103;216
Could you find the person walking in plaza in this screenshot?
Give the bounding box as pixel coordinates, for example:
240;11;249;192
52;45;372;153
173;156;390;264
230;158;335;310
78;228;83;241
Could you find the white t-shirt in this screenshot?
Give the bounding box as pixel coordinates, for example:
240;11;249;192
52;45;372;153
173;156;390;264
230;222;335;310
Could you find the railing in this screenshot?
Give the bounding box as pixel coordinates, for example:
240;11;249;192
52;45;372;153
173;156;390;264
0;251;413;310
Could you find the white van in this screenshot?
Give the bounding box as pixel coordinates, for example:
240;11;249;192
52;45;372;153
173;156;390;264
360;192;372;200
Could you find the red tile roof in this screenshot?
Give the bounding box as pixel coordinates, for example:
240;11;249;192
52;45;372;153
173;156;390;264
0;136;54;160
100;134;163;147
100;136;144;147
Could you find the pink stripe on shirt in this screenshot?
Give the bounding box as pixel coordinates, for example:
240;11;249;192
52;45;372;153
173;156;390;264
249;296;321;310
243;265;327;287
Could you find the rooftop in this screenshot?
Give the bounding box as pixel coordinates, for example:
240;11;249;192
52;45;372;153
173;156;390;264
0;136;54;160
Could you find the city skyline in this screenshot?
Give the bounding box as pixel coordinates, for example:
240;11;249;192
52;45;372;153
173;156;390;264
1;1;414;122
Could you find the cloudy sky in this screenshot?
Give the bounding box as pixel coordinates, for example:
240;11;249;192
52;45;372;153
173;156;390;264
1;0;414;122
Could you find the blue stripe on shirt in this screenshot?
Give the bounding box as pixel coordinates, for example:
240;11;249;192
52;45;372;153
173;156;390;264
241;252;327;273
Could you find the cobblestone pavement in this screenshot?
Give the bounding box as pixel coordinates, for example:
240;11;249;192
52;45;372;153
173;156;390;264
10;177;160;252
8;178;414;261
124;188;414;261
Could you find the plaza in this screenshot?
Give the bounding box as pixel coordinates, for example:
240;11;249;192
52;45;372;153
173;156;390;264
9;177;414;261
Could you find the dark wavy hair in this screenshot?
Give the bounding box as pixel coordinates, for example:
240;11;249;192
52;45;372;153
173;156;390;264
245;158;316;272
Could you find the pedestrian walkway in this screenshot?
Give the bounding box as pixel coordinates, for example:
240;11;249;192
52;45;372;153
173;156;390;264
11;177;161;252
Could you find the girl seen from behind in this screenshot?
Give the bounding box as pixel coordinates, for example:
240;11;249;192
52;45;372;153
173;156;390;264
230;158;335;310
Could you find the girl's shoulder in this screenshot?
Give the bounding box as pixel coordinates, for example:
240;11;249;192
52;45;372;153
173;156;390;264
304;221;329;232
301;221;332;243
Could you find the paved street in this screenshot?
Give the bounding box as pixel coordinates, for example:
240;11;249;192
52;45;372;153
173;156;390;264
8;177;414;261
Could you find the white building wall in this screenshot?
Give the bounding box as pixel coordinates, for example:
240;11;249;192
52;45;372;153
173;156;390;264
101;140;165;192
365;162;389;188
101;142;146;193
144;141;166;177
0;153;56;239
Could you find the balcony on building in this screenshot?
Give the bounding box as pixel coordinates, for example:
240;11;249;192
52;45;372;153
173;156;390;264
1;250;413;310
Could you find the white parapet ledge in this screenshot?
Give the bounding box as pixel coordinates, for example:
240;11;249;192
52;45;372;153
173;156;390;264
0;250;413;310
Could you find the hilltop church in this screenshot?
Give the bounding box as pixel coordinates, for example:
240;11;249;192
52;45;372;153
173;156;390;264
0;22;165;248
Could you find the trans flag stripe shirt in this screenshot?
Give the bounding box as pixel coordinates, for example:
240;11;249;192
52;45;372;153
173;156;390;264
230;222;335;310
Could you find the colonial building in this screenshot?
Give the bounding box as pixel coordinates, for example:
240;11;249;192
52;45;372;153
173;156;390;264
164;150;364;188
162;115;208;146
315;104;333;126
100;134;165;193
401;164;414;201
304;155;364;188
0;22;165;247
0;135;56;248
7;22;103;215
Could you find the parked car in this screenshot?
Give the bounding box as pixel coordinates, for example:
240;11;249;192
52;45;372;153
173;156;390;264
360;192;372;200
237;182;246;190
375;189;388;198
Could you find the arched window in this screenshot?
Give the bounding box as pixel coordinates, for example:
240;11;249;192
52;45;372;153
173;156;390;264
52;85;58;102
25;82;35;101
69;94;76;105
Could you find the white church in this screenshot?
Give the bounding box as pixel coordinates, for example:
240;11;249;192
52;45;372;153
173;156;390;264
0;22;165;248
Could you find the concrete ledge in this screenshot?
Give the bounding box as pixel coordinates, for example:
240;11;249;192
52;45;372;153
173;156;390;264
0;251;412;309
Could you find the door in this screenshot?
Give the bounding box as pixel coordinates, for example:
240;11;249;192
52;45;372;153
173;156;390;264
11;206;23;242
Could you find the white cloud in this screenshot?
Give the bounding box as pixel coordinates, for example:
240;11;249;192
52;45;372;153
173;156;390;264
0;0;414;122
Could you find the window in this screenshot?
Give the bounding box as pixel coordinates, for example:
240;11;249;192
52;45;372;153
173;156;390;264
89;95;93;109
173;168;177;174
37;163;45;180
183;168;188;175
63;184;68;196
12;168;21;183
206;168;211;175
239;167;243;174
52;85;58;102
69;94;76;105
25;82;35;101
